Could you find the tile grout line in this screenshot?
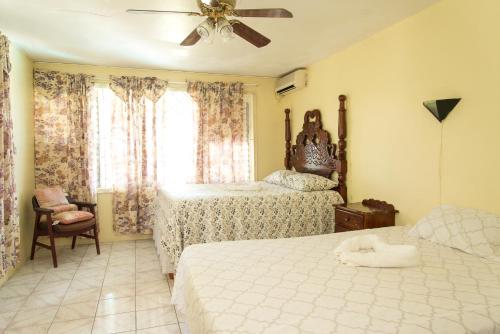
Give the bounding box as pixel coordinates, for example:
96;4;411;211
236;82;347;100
171;279;184;333
166;258;183;333
135;240;138;333
135;240;180;333
90;242;112;334
47;244;90;333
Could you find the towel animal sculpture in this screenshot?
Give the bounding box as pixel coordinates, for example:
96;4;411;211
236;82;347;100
334;234;420;268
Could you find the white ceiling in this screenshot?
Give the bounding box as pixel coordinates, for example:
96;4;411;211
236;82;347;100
0;0;438;77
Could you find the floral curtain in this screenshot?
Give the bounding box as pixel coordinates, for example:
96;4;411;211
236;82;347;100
109;75;168;234
187;81;249;184
34;70;95;202
0;33;19;278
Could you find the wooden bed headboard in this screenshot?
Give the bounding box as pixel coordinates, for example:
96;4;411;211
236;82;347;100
284;95;347;202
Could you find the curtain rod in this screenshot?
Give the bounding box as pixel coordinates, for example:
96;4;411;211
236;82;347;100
94;77;258;87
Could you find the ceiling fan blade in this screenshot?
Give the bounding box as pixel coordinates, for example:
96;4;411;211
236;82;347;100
231;21;271;48
180;29;202;46
126;9;200;16
233;8;293;18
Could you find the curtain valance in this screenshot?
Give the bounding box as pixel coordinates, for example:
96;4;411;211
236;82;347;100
0;34;11;76
109;75;168;103
188;81;244;98
34;70;94;99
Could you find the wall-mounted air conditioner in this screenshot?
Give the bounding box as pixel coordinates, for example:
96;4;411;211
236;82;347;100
275;69;307;96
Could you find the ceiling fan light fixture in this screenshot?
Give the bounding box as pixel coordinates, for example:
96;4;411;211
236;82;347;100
196;18;215;40
217;17;234;41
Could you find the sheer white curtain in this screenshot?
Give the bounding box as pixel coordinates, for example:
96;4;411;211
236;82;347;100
91;86;198;191
156;88;197;189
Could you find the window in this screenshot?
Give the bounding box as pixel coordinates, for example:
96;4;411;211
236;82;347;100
90;86;114;189
156;88;198;188
90;85;254;189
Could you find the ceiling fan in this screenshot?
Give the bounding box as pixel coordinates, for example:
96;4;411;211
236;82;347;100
127;0;293;48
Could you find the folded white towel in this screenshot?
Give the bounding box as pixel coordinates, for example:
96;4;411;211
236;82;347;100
334;234;420;268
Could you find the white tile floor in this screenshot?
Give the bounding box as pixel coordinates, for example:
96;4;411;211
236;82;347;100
0;240;186;334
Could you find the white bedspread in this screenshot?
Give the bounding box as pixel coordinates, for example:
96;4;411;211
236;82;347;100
172;226;500;334
153;182;344;273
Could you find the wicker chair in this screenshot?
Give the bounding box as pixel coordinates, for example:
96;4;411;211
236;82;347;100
30;187;100;268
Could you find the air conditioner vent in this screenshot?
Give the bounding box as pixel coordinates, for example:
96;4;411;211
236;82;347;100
275;69;307;96
276;85;296;95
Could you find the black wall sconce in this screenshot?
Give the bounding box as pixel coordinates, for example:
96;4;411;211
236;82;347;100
423;98;461;122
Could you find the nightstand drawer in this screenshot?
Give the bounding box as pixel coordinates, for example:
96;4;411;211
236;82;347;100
335;210;364;230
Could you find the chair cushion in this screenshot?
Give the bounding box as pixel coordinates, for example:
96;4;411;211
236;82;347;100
53;211;94;225
35;186;69;208
39;219;96;233
50;204;78;213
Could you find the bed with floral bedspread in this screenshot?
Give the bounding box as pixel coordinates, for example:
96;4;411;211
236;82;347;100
153;182;344;273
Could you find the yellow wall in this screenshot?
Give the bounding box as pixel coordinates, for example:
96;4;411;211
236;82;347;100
34;62;283;242
279;0;500;225
21;0;500;245
0;45;34;287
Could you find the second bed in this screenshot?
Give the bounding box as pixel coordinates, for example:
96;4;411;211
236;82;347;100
153;95;349;274
154;182;344;273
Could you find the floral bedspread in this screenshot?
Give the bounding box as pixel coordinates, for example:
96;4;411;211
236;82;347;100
153;182;344;272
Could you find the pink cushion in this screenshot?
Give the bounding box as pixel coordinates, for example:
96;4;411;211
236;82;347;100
53;211;94;225
50;204;78;213
35;186;68;208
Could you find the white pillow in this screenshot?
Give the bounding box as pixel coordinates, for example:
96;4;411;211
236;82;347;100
408;205;500;260
283;172;338;192
263;170;296;186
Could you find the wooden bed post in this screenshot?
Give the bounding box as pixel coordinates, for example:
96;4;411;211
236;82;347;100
337;95;348;202
284;108;292;170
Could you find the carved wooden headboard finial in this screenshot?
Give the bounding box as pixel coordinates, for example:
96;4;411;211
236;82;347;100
284;108;292;170
284;95;348;202
337;95;347;201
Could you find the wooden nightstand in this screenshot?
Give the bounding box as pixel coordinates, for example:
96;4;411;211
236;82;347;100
335;199;398;233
